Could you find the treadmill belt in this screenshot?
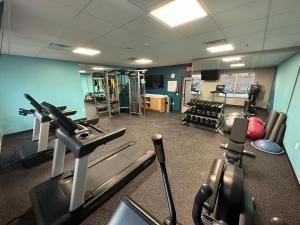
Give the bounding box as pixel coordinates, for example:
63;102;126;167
30;145;155;225
89;148;149;192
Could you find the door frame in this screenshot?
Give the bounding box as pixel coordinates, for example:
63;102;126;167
180;76;192;113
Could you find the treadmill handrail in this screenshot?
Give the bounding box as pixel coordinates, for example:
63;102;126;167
24;93;44;112
41;101;78;134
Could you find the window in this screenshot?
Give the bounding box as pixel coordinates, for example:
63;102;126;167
219;73;255;98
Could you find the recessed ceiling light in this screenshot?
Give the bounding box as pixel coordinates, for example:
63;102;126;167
79;70;86;73
230;63;245;67
135;58;153;64
92;66;106;71
207;44;234;53
150;0;207;28
143;43;149;47
72;47;100;56
222;56;241;62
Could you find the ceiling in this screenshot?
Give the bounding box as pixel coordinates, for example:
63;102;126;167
1;0;300;68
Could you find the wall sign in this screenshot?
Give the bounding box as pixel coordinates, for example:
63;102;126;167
168;81;177;92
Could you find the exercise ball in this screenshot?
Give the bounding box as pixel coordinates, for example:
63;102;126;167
248;116;263;125
251;139;283;154
247;122;265;140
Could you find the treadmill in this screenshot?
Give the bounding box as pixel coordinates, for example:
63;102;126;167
19;94;77;167
30;102;156;225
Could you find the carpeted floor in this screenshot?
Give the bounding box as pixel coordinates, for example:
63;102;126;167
0;108;299;225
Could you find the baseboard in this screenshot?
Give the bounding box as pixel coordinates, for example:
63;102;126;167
1;117;88;138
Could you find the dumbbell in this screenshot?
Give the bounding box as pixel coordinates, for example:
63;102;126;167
210;120;216;128
206;110;212;117
211;111;218;118
191;115;196;121
196;117;201;123
200;118;206;124
205;119;211;126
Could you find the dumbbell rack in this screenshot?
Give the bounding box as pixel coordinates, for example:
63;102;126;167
182;99;224;132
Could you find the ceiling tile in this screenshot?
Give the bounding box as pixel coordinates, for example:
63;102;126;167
71;13;117;36
11;0;78;42
58;25;99;46
52;0;90;10
268;10;300;29
264;33;300;50
122;15;170;37
174;16;220;37
266;24;300;39
228;32;265;52
89;28;143;49
84;0;146;26
270;0;300;15
190;30;226;45
201;0;254;14
222;18;266;38
212;0;269;27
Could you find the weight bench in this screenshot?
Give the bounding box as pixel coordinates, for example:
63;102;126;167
220;118;255;166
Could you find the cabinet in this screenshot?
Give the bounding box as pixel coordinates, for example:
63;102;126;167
141;94;168;112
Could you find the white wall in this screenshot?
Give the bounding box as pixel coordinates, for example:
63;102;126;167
198;67;276;108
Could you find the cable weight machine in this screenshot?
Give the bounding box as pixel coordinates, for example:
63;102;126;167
92;70;120;118
128;69;147;117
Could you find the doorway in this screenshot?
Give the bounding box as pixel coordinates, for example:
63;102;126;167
180;77;192;113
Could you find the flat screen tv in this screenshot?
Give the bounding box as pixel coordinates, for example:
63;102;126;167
201;70;219;80
145;75;164;89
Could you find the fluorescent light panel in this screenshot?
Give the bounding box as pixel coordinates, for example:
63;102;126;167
92;67;106;71
135;58;153;64
79;70;86;73
73;47;100;56
222;56;241;62
230;63;245;67
207;44;234;53
150;0;207;28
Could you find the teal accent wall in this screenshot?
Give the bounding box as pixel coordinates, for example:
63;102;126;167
273;53;300;112
271;52;300;183
0;54;86;135
146;64;191;112
80;73;93;95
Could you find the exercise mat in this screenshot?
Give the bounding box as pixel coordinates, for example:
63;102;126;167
264;111;279;139
269;112;286;142
275;124;286;145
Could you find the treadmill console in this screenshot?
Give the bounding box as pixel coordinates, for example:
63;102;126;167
41;101;126;158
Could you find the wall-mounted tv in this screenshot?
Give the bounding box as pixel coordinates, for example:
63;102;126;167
145;75;164;89
201;70;219;80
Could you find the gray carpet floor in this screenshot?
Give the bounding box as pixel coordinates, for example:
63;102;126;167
0;107;299;225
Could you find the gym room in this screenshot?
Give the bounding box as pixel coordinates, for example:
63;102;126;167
0;0;300;225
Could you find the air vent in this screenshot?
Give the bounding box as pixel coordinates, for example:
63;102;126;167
48;43;72;51
204;39;228;46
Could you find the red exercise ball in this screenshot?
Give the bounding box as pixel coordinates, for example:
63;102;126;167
248;116;263;125
247;122;265;140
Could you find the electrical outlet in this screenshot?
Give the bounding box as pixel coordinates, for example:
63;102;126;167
294;142;299;150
